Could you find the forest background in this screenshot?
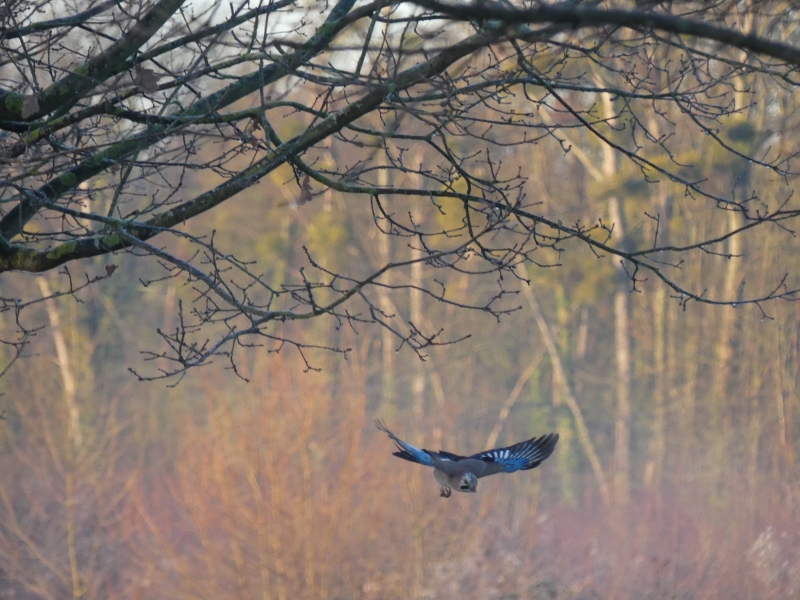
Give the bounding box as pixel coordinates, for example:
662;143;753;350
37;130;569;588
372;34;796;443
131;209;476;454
2;1;800;599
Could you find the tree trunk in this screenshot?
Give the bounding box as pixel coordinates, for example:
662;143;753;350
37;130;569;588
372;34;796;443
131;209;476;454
377;163;395;405
599;85;631;505
646;284;666;487
609;197;631;505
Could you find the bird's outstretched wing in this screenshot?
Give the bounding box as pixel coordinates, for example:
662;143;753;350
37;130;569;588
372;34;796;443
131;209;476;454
375;420;434;467
470;433;559;474
435;450;466;461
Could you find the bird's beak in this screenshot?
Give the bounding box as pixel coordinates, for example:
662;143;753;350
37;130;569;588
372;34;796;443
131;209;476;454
470;488;477;493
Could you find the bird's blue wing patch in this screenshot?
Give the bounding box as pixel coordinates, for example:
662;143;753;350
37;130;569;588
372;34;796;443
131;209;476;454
471;433;559;473
375;420;434;467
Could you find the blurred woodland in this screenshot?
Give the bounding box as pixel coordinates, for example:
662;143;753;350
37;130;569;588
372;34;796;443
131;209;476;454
2;1;800;599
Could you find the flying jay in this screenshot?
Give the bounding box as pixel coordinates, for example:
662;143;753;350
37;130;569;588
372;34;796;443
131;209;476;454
376;420;559;497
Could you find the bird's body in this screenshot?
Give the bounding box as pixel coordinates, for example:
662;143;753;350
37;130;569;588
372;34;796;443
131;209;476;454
432;464;479;497
375;420;559;497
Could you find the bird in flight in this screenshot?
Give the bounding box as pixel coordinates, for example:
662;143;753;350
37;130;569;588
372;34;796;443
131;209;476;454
375;420;559;497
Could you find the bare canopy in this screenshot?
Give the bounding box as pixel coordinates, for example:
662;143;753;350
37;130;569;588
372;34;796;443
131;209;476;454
2;0;799;381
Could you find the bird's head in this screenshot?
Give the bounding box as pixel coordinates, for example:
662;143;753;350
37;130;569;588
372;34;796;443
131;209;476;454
459;473;478;493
